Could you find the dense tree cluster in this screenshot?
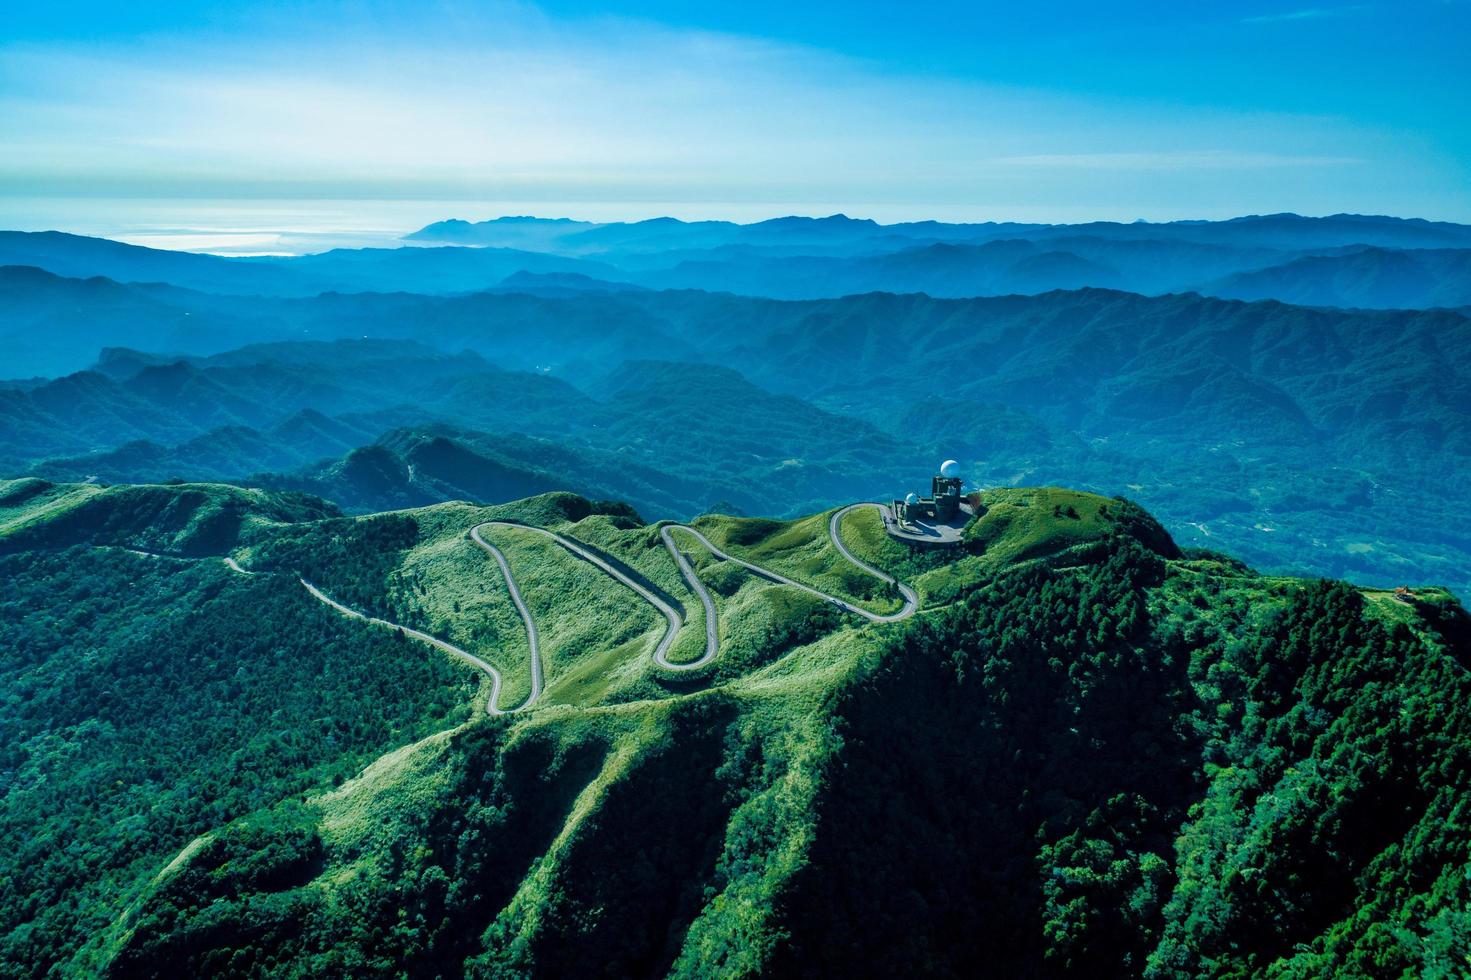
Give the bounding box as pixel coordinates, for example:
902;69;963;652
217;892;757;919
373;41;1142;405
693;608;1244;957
773;542;1471;977
0;547;473;977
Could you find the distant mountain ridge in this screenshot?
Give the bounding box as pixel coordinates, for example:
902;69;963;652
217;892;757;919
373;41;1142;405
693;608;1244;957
1206;246;1471;309
2;209;1469;593
0;232;618;299
6;212;1471;320
406;211;1471;253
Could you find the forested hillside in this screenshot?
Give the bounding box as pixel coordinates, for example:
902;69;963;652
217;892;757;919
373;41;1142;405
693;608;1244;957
0;481;1467;977
0;484;476;976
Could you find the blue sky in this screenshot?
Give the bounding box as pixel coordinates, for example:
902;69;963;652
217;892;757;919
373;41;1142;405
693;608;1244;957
2;0;1468;224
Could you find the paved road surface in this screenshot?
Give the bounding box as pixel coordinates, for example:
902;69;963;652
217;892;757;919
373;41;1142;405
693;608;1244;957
299;579;532;716
825;503;921;621
223;546;537;716
659;525;720;669
467;525;544;711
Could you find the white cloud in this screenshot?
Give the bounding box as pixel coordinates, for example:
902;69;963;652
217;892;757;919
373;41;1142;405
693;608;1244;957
0;6;1454;223
991;151;1363;170
1241;5;1372;25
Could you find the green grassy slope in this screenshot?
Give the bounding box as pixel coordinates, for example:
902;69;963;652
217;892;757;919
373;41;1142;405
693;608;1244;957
692;510;906;615
0;477;338;555
2;482;1468;978
965;486;1180;565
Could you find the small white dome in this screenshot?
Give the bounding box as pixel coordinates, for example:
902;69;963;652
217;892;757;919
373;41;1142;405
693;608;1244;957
904;492;919;506
940;459;960;478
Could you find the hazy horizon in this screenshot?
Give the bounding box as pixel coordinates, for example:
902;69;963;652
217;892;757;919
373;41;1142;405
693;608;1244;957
5;197;1471;257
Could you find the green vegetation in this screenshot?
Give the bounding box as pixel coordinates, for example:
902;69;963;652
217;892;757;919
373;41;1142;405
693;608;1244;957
692;509;905;615
0;478;337;556
965;486;1180;566
0;546;476;977
1;480;1469;978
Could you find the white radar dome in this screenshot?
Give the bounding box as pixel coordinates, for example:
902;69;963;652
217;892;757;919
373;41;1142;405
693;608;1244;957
940;459;960;478
904;492;919;506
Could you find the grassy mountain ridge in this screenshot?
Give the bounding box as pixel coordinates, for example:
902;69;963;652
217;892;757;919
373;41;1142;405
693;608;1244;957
0;478;337;556
254;429;695;519
0;542;479;977
0;480;1466;976
6;207;1469;977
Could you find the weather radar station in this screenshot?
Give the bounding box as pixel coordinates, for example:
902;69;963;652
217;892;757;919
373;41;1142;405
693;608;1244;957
886;459;974;547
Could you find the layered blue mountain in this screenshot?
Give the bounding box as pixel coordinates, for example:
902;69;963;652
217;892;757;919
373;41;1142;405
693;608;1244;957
3;262;1467;594
1206;246;1471;309
8;213;1471;322
405;211;1471;253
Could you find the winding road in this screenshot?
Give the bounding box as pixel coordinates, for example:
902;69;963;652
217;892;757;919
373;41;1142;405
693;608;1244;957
473;521;687;671
466;509;917;684
468;525;544;708
297;579;534;716
825;503;921;622
659;525;719;670
222;503;919;716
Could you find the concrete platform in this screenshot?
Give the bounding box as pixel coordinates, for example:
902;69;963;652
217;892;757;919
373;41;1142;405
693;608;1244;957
879;503;972;548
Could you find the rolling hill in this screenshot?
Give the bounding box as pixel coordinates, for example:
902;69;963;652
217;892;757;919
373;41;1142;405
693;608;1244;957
0;265;285;377
0;232;618;298
0;480;1467;977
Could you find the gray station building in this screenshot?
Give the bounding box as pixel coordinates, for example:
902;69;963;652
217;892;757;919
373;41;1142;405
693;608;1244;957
894;473;964;523
886;460;972;547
